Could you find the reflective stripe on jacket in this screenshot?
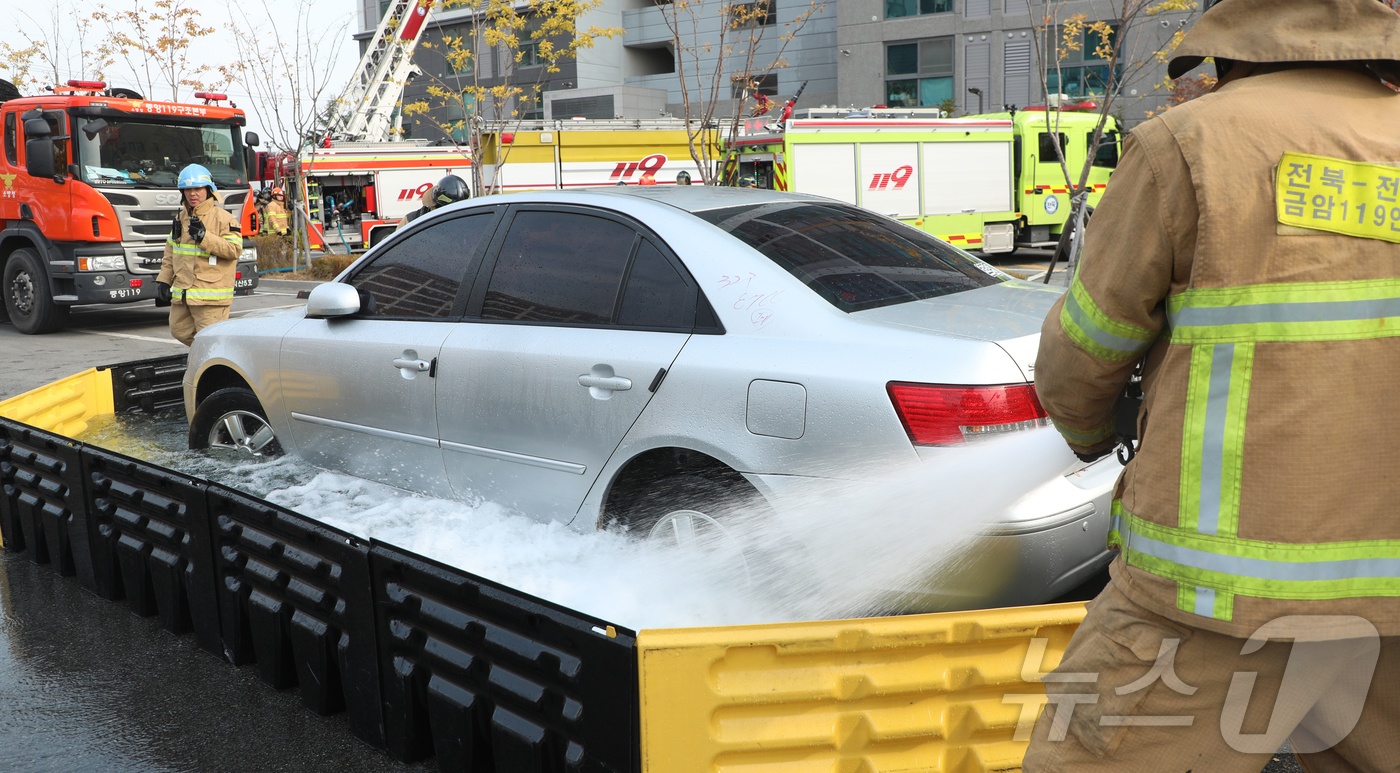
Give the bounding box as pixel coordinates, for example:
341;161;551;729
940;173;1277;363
156;196;242;306
1035;66;1400;639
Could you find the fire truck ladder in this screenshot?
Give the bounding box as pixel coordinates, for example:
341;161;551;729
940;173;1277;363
329;0;434;143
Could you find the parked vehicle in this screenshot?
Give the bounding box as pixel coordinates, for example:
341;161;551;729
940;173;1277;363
0;80;261;333
182;186;1118;610
722;106;1119;252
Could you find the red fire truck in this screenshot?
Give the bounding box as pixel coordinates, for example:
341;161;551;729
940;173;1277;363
0;80;260;334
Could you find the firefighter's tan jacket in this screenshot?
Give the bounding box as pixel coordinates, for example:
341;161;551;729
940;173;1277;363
262;198;290;235
157;195;242;306
1035;0;1400;639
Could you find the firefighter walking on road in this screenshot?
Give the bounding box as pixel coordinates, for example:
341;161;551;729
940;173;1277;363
157;165;242;346
1026;0;1400;770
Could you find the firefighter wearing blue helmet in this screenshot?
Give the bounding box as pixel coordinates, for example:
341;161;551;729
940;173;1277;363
156;164;242;345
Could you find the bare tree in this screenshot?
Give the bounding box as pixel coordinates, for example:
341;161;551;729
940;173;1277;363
222;0;351;265
659;0;823;185
402;0;622;196
1;4;111;92
95;0;223;102
1030;0;1199;281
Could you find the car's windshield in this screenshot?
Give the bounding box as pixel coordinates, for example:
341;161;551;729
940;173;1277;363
73;118;244;189
693;202;1004;312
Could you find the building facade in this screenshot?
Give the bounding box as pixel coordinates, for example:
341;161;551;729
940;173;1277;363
836;0;1193;121
353;0;1194;142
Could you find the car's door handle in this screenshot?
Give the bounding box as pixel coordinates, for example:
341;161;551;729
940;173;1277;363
393;357;431;372
578;374;631;391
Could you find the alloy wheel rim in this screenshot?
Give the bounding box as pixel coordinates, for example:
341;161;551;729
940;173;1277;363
647;508;752;580
207;410;278;455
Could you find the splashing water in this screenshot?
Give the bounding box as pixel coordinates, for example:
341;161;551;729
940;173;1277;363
77;413;1084;629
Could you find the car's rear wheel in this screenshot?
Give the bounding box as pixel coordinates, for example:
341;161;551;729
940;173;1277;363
4;248;70;334
619;474;787;586
189;387;283;457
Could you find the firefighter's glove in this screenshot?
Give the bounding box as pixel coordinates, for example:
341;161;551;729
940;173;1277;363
1074;446;1115;464
188;214;206;243
171;213;183;240
156;282;172;303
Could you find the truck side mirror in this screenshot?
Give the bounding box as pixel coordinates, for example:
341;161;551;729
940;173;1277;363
25;138;56;179
81;118;110;139
244;131;260;147
23;118;51;138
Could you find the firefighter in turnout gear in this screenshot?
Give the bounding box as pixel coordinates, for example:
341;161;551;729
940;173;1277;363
262;187;291;236
395;174;470;231
1024;0;1400;769
157;164;242;346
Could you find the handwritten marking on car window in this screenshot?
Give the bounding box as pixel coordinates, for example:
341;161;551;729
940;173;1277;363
717;272;756;289
751;309;774;329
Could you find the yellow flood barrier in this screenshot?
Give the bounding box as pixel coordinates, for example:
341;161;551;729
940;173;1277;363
637;601;1087;773
0;368;114;438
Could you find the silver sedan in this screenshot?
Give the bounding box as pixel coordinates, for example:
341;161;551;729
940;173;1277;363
182;187;1119;611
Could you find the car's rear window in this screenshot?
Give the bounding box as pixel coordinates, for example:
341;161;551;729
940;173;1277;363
693;202;1004;312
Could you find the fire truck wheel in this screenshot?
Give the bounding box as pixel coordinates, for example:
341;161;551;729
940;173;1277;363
3;248;70;335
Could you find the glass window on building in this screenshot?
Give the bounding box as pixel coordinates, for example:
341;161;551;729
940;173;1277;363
441;24;475;76
1046;23;1120;98
886;0;953;19
885;37;953;108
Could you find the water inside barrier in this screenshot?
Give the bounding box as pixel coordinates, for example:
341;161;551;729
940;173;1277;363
76;412;1084;629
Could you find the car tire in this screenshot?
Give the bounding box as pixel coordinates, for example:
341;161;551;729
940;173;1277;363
188;387;283;457
4;248;70;334
621;473;765;538
619;473;812;593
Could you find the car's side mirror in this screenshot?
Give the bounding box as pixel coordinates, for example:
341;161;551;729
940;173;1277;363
244;131;260;147
304;283;361;318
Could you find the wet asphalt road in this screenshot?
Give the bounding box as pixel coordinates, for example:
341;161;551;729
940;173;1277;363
0;280;318;401
0;270;1303;773
0;551;431;773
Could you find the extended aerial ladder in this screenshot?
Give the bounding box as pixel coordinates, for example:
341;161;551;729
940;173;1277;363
328;0;436;143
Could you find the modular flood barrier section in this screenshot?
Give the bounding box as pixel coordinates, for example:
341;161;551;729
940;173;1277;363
0;357;1088;773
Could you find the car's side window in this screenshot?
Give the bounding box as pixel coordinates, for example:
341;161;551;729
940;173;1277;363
348;212;492;318
480;210;637;325
617;239;692;329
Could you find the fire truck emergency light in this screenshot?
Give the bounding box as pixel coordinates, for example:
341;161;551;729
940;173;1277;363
195;92;228;102
67;80;107;90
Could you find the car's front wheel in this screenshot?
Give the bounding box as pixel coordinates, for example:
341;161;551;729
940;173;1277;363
189;387;283;457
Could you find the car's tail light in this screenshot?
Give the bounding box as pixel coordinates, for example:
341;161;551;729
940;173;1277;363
887;382;1049;445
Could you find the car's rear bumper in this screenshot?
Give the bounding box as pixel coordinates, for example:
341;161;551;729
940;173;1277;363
745;452;1122;612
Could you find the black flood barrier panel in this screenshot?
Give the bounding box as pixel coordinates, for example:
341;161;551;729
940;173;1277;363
204;483;385;747
370;542;639;773
1;401;645;773
79;444;223;656
101;354;188;414
0;421;98;590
